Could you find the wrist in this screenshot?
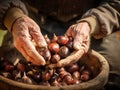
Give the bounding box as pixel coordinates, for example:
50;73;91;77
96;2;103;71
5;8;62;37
4;7;25;32
77;16;100;35
77;22;91;34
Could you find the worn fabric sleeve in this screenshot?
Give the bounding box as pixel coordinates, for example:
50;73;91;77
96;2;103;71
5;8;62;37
0;0;28;30
80;0;120;39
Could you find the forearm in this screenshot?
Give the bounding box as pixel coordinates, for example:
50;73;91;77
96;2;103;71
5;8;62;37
0;0;28;31
79;0;120;39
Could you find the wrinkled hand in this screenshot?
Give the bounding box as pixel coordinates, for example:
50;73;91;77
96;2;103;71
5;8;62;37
49;22;90;68
66;22;90;51
12;15;47;66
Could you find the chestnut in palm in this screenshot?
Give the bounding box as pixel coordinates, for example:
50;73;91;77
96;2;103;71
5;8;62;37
48;42;60;53
57;35;69;45
51;54;60;63
58;46;70;58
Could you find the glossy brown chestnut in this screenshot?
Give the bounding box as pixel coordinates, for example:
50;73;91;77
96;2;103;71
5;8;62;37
48;42;60;53
57;35;69;45
42;71;51;81
73;71;80;80
51;54;60;63
58;46;70;58
32;72;41;83
4;63;14;72
42;49;51;61
67;64;79;73
63;75;73;85
16;63;25;72
21;72;33;84
80;70;90;82
51;34;58;43
66;40;73;50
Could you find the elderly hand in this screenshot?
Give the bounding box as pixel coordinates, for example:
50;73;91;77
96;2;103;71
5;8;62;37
48;22;90;68
12;15;47;66
66;22;90;51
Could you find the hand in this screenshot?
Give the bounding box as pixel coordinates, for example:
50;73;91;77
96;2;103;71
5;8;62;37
66;22;90;51
12;15;47;66
48;22;90;68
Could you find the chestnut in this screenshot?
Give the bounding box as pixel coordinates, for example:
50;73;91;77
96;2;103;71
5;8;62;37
80;74;90;82
51;34;58;43
67;64;79;73
80;70;90;82
72;71;80;80
4;63;14;72
42;49;51;61
59;70;68;79
58;46;70;58
50;73;59;83
63;75;73;85
57;35;69;45
12;70;19;78
21;72;33;84
51;80;61;86
56;67;65;74
48;42;60;53
37;48;51;61
32;72;41;83
51;54;60;63
66;40;73;50
16;63;25;72
42;71;51;81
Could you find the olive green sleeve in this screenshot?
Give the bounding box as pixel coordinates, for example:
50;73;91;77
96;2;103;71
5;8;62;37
0;0;28;30
4;8;25;32
79;0;120;39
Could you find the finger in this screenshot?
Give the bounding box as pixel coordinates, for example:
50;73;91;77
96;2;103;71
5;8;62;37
16;46;34;63
14;41;45;65
82;37;90;53
66;24;76;37
48;49;84;68
14;42;33;62
73;32;84;50
23;40;46;65
57;49;84;67
29;25;47;48
21;38;46;66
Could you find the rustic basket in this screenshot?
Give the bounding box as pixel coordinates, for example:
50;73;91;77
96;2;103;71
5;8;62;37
0;49;109;90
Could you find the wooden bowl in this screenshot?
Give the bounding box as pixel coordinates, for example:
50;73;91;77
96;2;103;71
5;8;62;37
0;50;109;90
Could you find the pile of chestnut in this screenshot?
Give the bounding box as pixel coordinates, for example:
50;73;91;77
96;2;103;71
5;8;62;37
0;34;93;86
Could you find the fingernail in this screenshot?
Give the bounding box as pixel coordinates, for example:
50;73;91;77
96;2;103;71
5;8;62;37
38;42;47;48
39;57;46;66
41;60;46;65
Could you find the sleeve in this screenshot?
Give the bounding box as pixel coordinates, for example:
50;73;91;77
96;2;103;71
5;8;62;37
79;0;120;39
0;0;28;30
